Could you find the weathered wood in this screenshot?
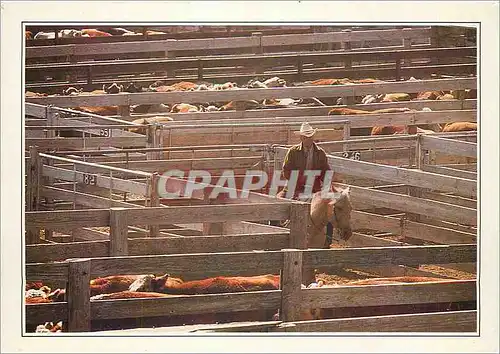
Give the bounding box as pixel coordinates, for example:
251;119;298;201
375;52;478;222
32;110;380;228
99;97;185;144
109;208;128;256
421;135;477;158
26;262;69;282
281;250;303;321
90;250;283;278
26;137;147;150
124;204;291;226
274;310;477;332
301;280;476;309
42;165;149;196
26;28;432;59
26;240;109;263
123;99;477;122
321;153;477;198
420;190;477;209
422;165;477;180
67;258;91;332
345;184;477;225
303;244;476;269
26;146;41;244
91;290;281;320
128;232;289;255
25;303;68;325
26;209;109;229
41;186;138;209
288;203;309;249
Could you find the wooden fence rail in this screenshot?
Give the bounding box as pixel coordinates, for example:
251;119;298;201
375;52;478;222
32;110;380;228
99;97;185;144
26;27;433;59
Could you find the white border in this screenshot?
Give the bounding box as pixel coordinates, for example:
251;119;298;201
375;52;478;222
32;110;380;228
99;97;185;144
1;1;499;353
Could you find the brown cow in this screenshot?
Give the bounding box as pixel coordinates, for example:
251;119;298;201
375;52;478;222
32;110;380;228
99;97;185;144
219;100;261;111
170;103;202;113
131;274;280;295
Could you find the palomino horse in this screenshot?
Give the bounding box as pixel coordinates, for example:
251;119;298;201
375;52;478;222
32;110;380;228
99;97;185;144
276;184;353;248
274;185;353;284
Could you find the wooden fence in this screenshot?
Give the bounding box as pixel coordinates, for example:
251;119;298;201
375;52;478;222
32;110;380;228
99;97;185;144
25;46;476;91
25;242;477;332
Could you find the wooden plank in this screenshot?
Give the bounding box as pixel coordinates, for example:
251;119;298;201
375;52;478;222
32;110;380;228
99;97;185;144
26;28;432;58
301;280;476;309
90;250;283;278
26;209;109;228
26;137;147;150
421;135;477;158
125;99;477;122
26;262;69;282
41;186;138;209
281;250;303;321
25;102;47;118
128;233;289;255
420;190;477;209
109;208;128;256
26;240;109;263
25;78;477;107
91;290;281;320
275;310;477;332
124;204;291;226
422;165;477;180
67;259;91;332
25;303;68;325
303;244;476;269
320;153;477;198
346;185;477;225
164;110;476;129
289;203;309;249
26;46;474;78
43;165;148;196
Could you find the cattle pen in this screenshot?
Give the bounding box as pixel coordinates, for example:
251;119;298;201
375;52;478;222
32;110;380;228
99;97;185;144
24;24;478;334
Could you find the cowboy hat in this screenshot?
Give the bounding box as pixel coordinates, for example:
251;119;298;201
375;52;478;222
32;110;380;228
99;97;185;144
294;122;317;137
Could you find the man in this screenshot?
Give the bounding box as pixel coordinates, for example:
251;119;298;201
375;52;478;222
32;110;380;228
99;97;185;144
272;122;336;242
277;122;334;200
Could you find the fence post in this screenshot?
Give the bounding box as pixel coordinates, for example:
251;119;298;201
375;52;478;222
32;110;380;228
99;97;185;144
26;146;41;244
67;258;91;332
148;173;160;237
403;36;413;67
252;32;263;74
280;249;303;322
288;202;312;284
109;207;129;256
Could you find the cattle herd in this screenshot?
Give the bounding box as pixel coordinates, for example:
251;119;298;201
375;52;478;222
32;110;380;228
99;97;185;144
24;25;478;334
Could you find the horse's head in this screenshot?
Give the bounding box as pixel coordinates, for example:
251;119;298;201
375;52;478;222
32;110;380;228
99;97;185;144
310;185;352;246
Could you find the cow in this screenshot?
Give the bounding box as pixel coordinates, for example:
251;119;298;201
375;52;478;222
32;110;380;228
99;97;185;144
81;29;113;37
441;122;477;132
213;82;237;90
362;93;411;104
130;103;170;114
128;116;174;134
89;274;151;296
437;93;456;100
35;321;63;333
73;106;119;116
97;27;138;36
123;82;145;93
103;83;124;94
219;100;260;111
170;103;202;113
25;31;33;40
34;30;85;40
416;91;445;100
129;273;280;295
62;87;83;96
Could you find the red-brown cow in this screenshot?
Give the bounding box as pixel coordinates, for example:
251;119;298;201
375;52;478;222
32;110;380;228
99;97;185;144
442;122;477;132
131;274;280;295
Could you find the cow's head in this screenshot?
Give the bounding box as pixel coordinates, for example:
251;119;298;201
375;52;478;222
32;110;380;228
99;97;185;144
128;273;181;293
